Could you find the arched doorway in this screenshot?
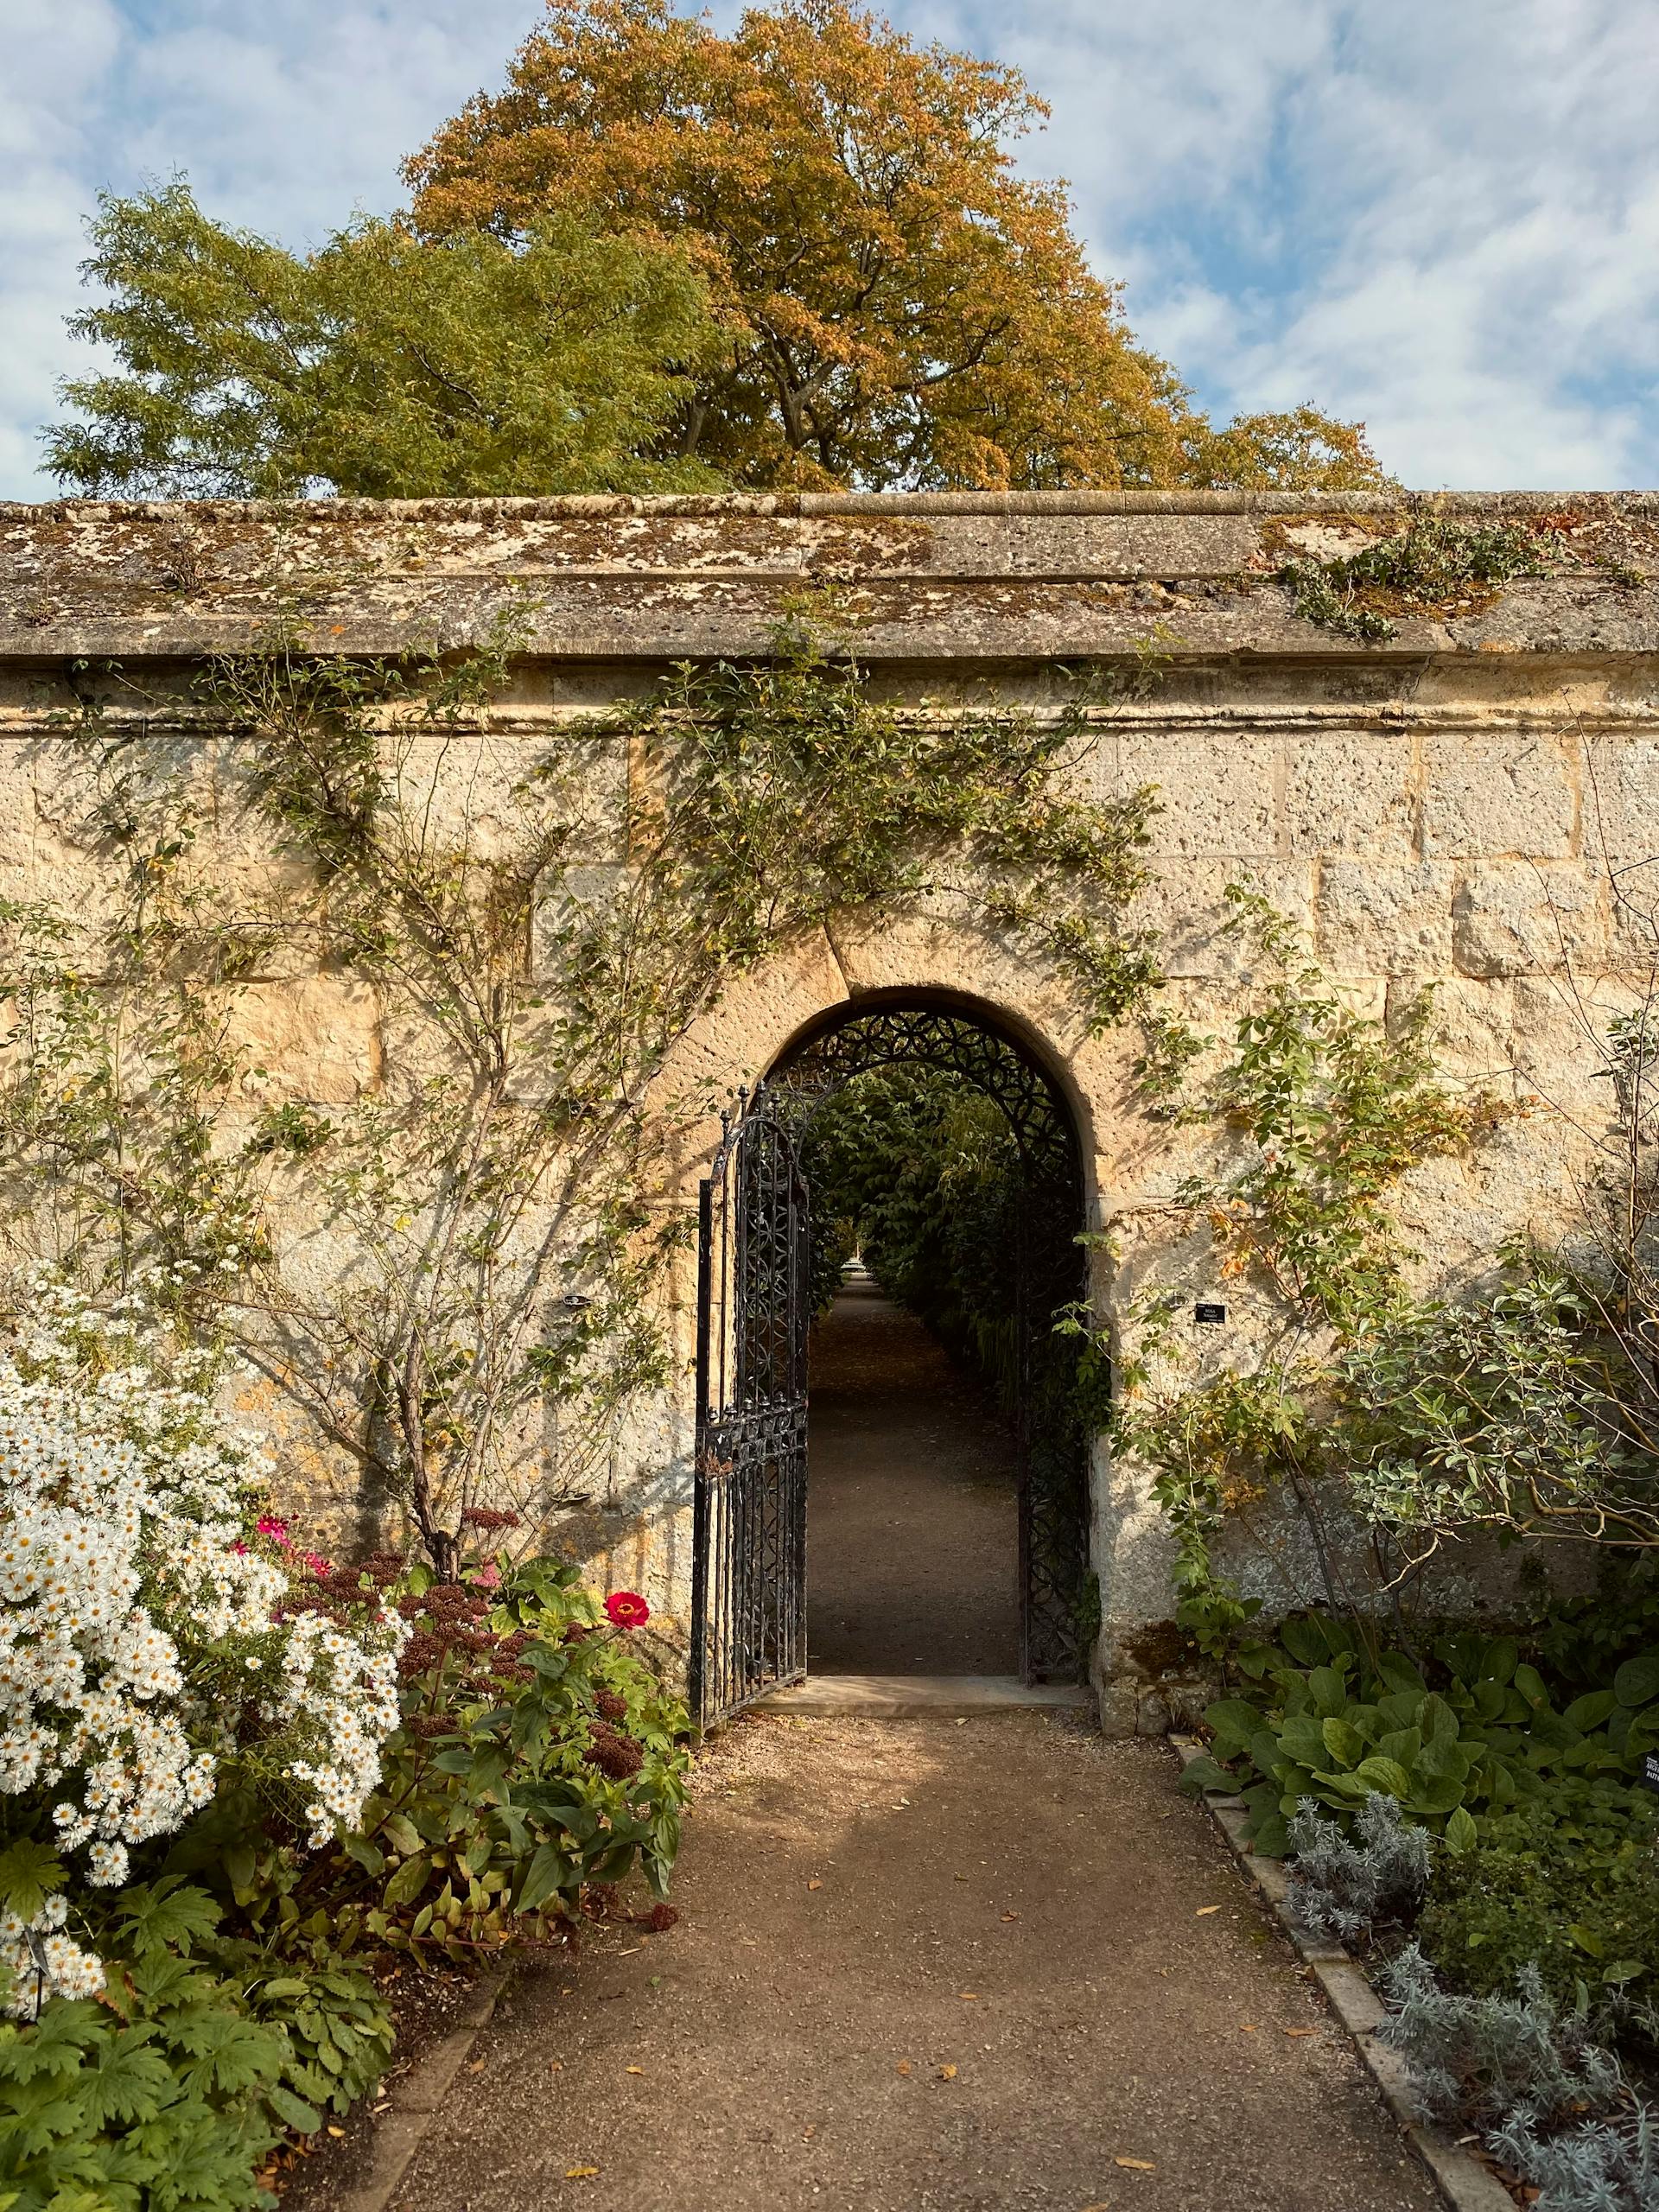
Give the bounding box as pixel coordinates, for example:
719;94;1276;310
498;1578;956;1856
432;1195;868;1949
689;992;1092;1726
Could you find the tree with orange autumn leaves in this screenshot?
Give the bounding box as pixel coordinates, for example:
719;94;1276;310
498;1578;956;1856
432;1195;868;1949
405;0;1384;493
49;0;1386;498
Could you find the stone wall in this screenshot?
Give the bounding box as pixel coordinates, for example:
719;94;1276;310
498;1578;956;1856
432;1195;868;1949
4;490;1658;1727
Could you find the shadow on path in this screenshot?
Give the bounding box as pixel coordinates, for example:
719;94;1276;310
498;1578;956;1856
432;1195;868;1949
807;1281;1019;1675
387;1714;1440;2212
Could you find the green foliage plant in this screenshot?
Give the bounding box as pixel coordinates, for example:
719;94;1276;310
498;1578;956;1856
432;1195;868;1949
1276;511;1547;642
46;185;725;498
1420;1786;1659;2004
1181;1616;1659;1857
0;1872;395;2212
1103;891;1499;1642
167;1550;689;1964
1337;1265;1659;1558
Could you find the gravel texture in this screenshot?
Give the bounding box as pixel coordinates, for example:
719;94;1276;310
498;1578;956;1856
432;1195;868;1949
386;1712;1440;2212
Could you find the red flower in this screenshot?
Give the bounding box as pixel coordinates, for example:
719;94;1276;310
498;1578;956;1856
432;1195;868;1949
604;1590;650;1630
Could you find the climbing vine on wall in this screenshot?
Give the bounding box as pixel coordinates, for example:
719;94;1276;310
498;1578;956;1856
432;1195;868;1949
1096;890;1507;1649
0;607;1166;1574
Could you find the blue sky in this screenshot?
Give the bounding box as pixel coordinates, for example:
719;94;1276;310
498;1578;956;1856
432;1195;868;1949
4;0;1657;498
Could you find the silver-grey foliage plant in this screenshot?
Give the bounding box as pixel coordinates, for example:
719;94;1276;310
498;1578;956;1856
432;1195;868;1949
1376;1943;1623;2131
1487;2104;1659;2212
1285;1793;1430;1947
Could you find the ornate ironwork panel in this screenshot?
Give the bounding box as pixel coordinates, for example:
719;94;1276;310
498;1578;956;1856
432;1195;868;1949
689;1089;810;1727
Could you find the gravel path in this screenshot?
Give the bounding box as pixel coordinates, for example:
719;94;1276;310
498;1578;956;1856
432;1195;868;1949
388;1711;1439;2212
806;1281;1021;1675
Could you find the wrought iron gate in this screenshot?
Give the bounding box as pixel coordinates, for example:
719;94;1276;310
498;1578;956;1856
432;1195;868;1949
689;1088;810;1727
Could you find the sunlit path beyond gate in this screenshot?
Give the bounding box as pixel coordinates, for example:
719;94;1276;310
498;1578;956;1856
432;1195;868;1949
806;1281;1020;1676
387;1715;1438;2212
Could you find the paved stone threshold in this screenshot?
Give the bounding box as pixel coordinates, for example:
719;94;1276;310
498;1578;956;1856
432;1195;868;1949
758;1672;1096;1715
1170;1737;1512;2212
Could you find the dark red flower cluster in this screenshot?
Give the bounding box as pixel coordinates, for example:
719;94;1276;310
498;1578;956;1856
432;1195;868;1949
644;1903;679;1935
587;1723;645;1780
594;1688;627;1726
459;1507;522;1532
285;1549;407;1628
396;1579;531;1685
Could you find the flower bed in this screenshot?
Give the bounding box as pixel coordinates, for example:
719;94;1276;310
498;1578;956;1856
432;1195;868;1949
1183;1606;1659;2210
0;1286;691;2212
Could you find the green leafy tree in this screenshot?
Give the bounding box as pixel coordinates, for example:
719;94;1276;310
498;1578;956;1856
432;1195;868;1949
44;183;724;498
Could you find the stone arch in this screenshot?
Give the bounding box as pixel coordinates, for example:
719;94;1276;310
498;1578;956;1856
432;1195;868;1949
646;918;1163;1709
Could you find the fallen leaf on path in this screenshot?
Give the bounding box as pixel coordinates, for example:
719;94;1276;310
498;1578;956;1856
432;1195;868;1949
626;2065;645;2075
958;1992;978;2001
895;2061;912;2076
549;2062;563;2073
1240;2024;1259;2032
807;1879;822;1891
327;2127;345;2139
467;2060;486;2074
1114;2158;1156;2171
566;2167;600;2180
938;2064;958;2081
1001;1911;1020;1922
954;1872;968;1882
1285;2027;1317;2037
1195;1905;1222;1917
1081;2202;1113;2209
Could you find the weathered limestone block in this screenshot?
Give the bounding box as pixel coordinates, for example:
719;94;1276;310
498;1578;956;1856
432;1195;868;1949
232;973;382;1103
1452;861;1608;977
1316;859;1457;976
1389;975;1516;1085
1421;731;1577;859
1510;972;1640;1120
1131;858;1315;979
1583;734;1659;864
1111;733;1281;857
1284;734;1415;856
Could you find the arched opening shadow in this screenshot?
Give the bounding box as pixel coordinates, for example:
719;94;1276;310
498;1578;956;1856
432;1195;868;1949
766;990;1093;1685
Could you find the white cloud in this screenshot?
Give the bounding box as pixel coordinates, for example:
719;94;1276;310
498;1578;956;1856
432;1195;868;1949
3;0;1656;494
947;0;1659;486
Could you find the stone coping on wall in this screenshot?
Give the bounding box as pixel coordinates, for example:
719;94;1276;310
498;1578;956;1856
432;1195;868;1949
4;491;1659;667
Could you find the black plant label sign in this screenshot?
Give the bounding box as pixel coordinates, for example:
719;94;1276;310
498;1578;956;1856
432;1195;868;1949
1643;1753;1659;1796
1193;1302;1227;1325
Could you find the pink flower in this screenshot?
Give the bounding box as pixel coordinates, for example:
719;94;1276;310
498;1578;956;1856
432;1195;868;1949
256;1515;292;1549
231;1540;248;1555
604;1591;650;1630
474;1561;501;1588
301;1551;333;1578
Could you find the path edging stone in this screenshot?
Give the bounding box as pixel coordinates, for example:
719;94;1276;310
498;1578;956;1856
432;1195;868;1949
335;1967;512;2212
1171;1736;1513;2212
